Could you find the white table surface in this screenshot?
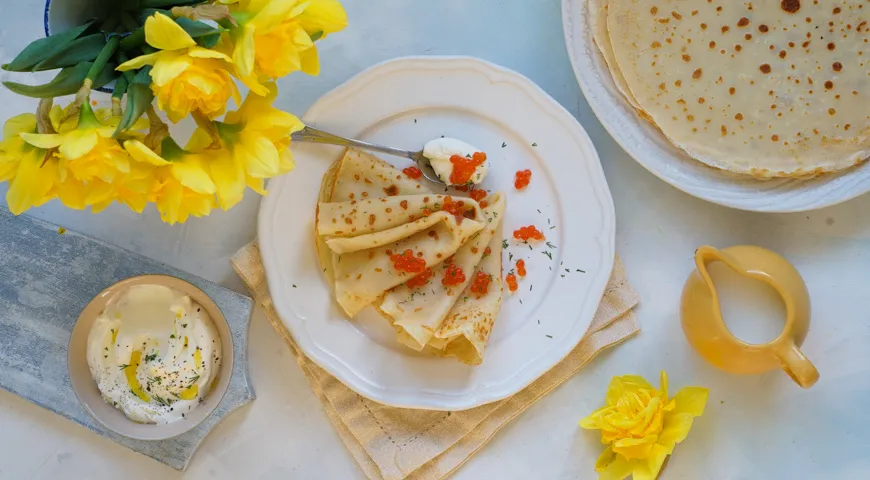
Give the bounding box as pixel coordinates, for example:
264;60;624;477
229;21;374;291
2;1;869;479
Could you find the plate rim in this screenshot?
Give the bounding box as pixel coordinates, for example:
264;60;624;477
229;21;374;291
259;55;616;410
561;0;870;213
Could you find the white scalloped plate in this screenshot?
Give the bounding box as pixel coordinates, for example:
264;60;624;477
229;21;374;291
258;57;615;410
562;0;870;212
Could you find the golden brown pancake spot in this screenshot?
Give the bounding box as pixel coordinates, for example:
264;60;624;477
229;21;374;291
760;64;772;73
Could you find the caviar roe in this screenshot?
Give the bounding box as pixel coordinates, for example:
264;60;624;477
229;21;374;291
405;268;433;288
442;196;467;218
403;166;423;179
514;169;532;190
470;189;487;203
483;246;492;257
506;273;519;293
516;259;527;277
390;249;427;273
442;263;467;286
454;185;470;192
470;271;492;297
513;225;546;242
449;152;487;185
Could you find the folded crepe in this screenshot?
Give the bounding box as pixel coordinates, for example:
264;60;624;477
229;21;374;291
378;193;506;351
314;148;507;364
316;149;432;285
427;224;505;365
317;194;486;318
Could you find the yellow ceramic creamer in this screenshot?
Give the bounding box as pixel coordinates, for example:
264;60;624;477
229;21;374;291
681;245;819;388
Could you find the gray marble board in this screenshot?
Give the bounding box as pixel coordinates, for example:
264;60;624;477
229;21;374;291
0;207;255;470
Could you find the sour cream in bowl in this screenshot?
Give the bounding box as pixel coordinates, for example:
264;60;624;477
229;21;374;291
422;137;489;186
86;284;221;424
69;275;233;440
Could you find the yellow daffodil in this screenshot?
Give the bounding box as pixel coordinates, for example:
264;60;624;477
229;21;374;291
0;114;57;215
219;0;347;93
117;12;241;123
20;102;131;184
580;372;708;480
124;137;216;224
203;83;303;209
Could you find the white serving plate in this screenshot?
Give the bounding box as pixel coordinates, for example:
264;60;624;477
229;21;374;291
562;0;870;213
258;56;615;410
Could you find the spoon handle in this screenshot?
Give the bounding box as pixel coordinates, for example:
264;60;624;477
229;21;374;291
291;126;417;160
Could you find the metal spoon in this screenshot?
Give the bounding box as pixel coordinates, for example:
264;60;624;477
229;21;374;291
290;125;444;185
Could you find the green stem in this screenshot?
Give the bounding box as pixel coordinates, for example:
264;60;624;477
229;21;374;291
119;28;145;51
87;35;120;83
112;74;128;99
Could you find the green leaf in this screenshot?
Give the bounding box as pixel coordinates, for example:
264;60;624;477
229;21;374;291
197;32;221;49
92;62;119;90
33;34;107;71
175;17;223;39
2;62;92;98
114;67;154;136
3;21;94;72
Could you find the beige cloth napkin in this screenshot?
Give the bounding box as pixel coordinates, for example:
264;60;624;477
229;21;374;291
232;242;640;480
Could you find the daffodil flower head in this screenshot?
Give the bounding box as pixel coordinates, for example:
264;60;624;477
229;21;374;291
0;114;59;215
20;101;132;185
124;136;217;225
220;84;303;167
222;0;347;93
580;371;708;480
117;12;241;123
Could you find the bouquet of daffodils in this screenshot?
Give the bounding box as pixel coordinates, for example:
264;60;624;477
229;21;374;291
0;0;346;224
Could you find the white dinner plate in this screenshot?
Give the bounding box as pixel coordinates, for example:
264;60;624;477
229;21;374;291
562;0;870;212
258;56;615;410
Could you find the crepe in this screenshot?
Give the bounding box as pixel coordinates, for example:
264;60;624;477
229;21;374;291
589;0;642;111
606;0;870;178
319;195;486;318
427;224;505;366
316;149;431;286
378;193;506;351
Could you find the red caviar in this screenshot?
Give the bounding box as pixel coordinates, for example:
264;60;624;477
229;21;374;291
449;152;486;185
403;166;423;179
442;263;466;286
405;268;433;288
506;273;518;292
470;189;487;203
483;246;492;257
513;225;546;242
516;259;526;277
455;185;470;192
470;271;492;296
390;249;427;273
442;196;467;219
514;169;532;190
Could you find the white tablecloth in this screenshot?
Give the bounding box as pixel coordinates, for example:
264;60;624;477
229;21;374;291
1;0;867;478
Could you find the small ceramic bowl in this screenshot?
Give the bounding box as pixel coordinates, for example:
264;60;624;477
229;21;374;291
68;275;234;441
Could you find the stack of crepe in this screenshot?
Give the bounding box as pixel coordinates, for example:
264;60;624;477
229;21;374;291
315;149;506;365
591;0;870;178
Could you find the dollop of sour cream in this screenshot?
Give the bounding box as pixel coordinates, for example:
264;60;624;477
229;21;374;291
422;138;489;185
86;285;221;424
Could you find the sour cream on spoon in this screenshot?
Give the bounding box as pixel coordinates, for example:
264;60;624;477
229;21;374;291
422;138;489;186
86;284;221;424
